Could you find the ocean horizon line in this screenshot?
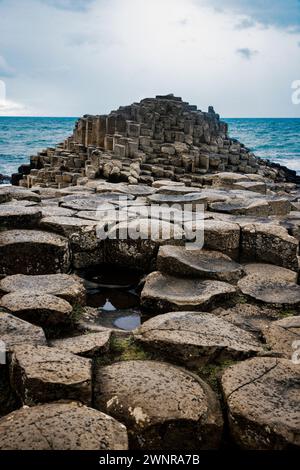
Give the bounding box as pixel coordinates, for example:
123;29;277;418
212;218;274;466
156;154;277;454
0;115;300;120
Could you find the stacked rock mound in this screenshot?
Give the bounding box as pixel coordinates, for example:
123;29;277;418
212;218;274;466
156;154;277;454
0;174;299;450
15;94;299;188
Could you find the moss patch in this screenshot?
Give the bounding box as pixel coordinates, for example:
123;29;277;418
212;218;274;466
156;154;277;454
95;335;158;367
278;308;297;318
70;303;84;324
196;360;236;397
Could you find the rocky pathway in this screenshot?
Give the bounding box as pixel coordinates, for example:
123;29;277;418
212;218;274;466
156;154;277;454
0;174;299;450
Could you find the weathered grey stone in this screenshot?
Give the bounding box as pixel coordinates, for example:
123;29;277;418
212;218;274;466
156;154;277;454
41;206;75;218
94;360;223;450
32;187;64;199
50;331;111;357
135;311;262;365
0;274;86;306
10;344;92;405
212;212;277;228
72;208;130;222
155;186;202;195
267;197;291;216
72;248;104;269
0;205;42;229
118;184;155;197
7;187;41;203
60;194;133;211
141;271;236;313
94;181;129;193
0;402;128;450
0;230;71;276
211;172;249;187
202;188;263;204
0;187;12;204
232;181;267;194
147;193;207;209
157;246;243;283
279;211;300;240
263;316;300;358
214;304;282;339
127;204;208;223
242;263;298;283
152;180;185;188
238;274;300;306
209;198;270;217
0;310;46;352
0;293;73;326
40;216;97;237
186;219;240;258
241;223;299;271
222;357;300;449
105;219;184;270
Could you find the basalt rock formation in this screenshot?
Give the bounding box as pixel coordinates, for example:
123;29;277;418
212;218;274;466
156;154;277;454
15;94;300;188
0;95;300;451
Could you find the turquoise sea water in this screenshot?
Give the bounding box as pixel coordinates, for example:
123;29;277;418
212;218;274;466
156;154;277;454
0;117;299;177
0;117;77;176
225;118;300;175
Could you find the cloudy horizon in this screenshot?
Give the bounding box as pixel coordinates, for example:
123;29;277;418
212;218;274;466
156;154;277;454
0;0;300;117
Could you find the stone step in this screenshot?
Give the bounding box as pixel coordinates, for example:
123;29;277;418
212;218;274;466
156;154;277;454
0;273;86;306
0;292;74;326
141;271;236;314
157;246;244;283
0;230;71;276
221;357;300;449
0;205;42;229
94;360;223;450
134;311;262;366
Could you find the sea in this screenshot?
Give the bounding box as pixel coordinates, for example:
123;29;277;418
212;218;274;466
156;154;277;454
0;117;299;178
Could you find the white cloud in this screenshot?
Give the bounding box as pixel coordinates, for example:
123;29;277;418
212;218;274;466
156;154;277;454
0;0;299;116
0;99;30;116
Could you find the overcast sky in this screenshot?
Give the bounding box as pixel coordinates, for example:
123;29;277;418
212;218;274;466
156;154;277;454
0;0;300;117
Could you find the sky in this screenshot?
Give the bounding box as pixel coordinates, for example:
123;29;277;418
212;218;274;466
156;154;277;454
0;0;300;117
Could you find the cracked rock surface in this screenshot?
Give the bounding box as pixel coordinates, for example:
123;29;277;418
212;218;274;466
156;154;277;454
134;311;262;365
222;357;300;449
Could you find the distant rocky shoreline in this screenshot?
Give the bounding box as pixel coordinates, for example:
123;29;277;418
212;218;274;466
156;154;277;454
0;95;299;450
6;94;299;189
